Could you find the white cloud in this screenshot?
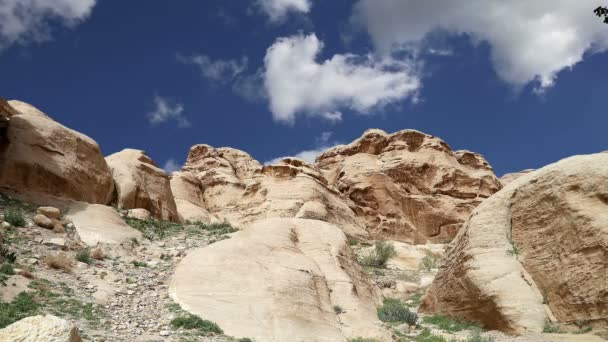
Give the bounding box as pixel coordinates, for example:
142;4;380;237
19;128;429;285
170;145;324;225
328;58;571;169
177;54;248;84
256;0;311;22
265;131;339;165
147;95;190;128
0;0;96;49
354;0;608;90
263;33;421;124
163;159;181;174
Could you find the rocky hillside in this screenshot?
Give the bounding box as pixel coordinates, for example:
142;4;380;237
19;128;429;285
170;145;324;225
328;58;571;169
0;99;606;342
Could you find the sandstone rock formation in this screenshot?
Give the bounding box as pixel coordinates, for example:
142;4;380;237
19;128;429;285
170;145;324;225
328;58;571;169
316;129;502;243
66;202;142;246
0;315;83;342
170;218;390;341
499;169;534;187
169;171;217;223
420;153;608;334
0;100;114;204
106;149;179;222
180;145;368;238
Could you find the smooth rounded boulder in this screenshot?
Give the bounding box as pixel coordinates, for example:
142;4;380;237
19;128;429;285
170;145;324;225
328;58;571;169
0;100;114;204
420;153;608;334
170;218;390;341
0;315;83;341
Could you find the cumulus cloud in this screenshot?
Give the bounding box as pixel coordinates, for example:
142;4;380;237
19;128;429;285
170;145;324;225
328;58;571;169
265;131;339;165
0;0;96;49
256;0;311;22
263;33;421;124
163;159;181;174
147;95;190;128
354;0;608;90
177;54;248;84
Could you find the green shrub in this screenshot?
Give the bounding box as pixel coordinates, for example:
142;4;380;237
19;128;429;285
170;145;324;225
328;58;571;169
0;247;17;264
465;331;494;342
416;329;448;342
195;221;237;236
132;260;147;268
170;314;223;334
0;292;40;328
237;339;255;342
419;251;440;271
4;209;26;227
359;241;397;268
422;315;481;332
333;305;344;314
76;249;92;265
543;323;564;333
377;298;418;326
573;326;592;334
123;217;183;240
348;338;380;342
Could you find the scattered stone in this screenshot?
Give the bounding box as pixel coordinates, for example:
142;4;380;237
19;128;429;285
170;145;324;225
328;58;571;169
127;208;152;221
0;315;83;342
37;206;61;219
0;221;10;229
33;214;55;229
43;238;66;248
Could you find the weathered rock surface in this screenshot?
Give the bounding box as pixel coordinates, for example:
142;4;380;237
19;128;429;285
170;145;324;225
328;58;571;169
181;145;368;238
106;149;179;222
0;100;114;204
499;169;534;187
316;129;502;243
170;218;390;341
66;202;142;246
169;171;217;223
37;206;61;219
0;315;83;342
33;214;55;229
420;153;608;334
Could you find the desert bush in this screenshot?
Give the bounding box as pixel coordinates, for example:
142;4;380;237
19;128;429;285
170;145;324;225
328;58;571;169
44;253;73;272
0;247;16;264
76;249;92;264
170;314;223;334
132;260;147;268
195;221;237;236
333;305;344;314
419;251;440;271
543;322;564;333
0;292;39;328
4;209;26;227
377;298;418;326
422;315;481;332
349;338;380;342
359;241;396;268
90;247;106;260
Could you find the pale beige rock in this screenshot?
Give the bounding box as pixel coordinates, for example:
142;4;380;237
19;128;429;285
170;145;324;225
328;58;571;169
499;169;534;186
33;214;55;229
0;100;114;204
66;202;142;247
126;208;151;221
169;171;217;223
420;153;608;334
182;146;368;238
37;206;61;219
170;218;390;342
0;315;82;342
106;149;179;222
383;242;445;271
316;129;501;243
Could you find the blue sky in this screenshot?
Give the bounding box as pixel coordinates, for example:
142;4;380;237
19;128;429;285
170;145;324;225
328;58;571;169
1;0;607;176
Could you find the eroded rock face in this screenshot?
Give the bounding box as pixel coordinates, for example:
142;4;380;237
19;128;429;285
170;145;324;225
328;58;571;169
0;100;114;204
420;153;608;334
0;315;83;342
316;129;501;243
106;149;179;222
170;218;390;341
181;145;368;238
169;171;217;223
499;169;534;187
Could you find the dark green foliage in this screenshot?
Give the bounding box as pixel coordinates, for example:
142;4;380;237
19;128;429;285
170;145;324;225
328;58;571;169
132;260;148;268
76;248;92;264
196;221;237;236
333;305;344;314
0;262;15;285
170;314;223;334
359;241;397;268
0;247;17;263
123;217;183;240
349;338;381;342
237;339;255;342
416;329;448;342
377;298;418;326
422;315;481;332
0;292;40;328
4;209;26;227
543;323;564;333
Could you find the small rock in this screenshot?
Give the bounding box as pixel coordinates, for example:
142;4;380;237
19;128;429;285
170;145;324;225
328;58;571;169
0;221;11;229
159;330;170;336
43;238;66;248
127;208;151;221
37;206;61;219
33;214;55;229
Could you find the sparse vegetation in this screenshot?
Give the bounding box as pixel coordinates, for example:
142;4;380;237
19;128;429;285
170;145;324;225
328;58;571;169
349;338;380;342
0;262;15;285
419;251;440;271
76;248;93;264
543;322;564;333
132;260;148;268
0;247;17;263
0;292;40;328
4;209;26;227
333;305;344;314
573;326;593;334
422;315;481;333
90;247;106;260
124;217;236;241
377;298;418;326
196;221;237;237
507;243;519;256
359;241;397;268
407;292;424;307
170;314;223;334
44;253;73;272
237;338;255;342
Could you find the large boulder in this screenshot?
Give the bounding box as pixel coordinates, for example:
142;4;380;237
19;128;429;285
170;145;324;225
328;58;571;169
316;129;502;244
0;315;83;341
181;145;369;238
170;218;390;341
420;153;608;334
499;169;534;187
66;202;142;246
169;171;217;223
106;149;179;222
0;100;114;204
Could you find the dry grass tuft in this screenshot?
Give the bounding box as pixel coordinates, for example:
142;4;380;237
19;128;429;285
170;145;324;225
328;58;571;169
90;247;106;260
44;253;73;272
53;223;65;233
17;269;35;279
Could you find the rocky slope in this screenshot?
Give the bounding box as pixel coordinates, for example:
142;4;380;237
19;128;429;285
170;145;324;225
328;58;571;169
421;153;608;334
